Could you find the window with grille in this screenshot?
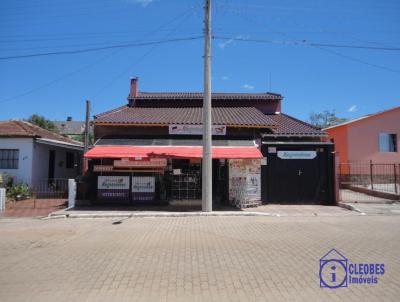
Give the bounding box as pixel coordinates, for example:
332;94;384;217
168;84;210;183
0;149;19;169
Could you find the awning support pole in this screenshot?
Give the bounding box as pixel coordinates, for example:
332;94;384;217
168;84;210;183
202;0;212;212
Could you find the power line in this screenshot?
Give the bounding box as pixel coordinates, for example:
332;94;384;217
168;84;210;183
0;8;199;103
214;36;400;74
0;36;203;61
91;7;198;99
0;49;122;104
217;4;400;75
312;46;400;75
0;29;200;43
214;36;400;51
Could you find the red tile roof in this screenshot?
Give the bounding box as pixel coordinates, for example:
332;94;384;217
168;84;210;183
130;92;282;100
0;120;83;145
94;106;277;127
266;113;326;136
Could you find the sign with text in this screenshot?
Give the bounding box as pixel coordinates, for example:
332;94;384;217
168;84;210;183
277;151;317;160
132;176;155;201
114;158;167;168
97;176;129;200
169;124;226;135
93;165;114;172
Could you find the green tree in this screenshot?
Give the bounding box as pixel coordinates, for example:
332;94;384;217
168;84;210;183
308;110;348;129
26;114;59;133
70;133;94;145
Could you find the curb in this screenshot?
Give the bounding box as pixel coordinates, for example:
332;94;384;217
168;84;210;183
338;202;365;215
45;211;278;219
342;200;397;205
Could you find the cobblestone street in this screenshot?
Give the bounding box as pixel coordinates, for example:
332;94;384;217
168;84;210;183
0;215;399;302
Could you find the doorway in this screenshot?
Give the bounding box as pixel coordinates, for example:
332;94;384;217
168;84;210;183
48;150;55;180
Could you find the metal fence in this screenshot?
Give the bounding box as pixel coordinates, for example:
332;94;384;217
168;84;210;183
4;178;69;210
339;162;400;202
31;178;69;199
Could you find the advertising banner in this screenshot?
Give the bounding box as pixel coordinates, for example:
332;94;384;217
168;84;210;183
132;176;155;201
97;176;130;200
228;159;261;203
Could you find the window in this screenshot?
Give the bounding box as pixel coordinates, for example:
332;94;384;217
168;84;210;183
66;152;75;169
0;149;19;169
379;133;397;152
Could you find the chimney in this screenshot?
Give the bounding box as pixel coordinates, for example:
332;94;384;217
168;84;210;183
129;77;139;98
66;116;72;121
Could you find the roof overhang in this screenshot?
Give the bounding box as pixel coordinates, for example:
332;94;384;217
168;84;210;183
35;138;84;151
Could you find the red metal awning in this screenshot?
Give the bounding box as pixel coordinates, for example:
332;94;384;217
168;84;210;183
84;145;262;159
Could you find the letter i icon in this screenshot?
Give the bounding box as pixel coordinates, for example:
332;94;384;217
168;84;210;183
331;265;336;282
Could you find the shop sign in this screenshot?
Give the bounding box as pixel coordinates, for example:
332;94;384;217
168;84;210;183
97;176;129;199
93;165;114;172
114;158;167;168
169;124;226;135
277;151;317;159
132;176;155;201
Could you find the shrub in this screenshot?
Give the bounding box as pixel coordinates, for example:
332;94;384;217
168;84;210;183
0;173;14;189
6;184;31;201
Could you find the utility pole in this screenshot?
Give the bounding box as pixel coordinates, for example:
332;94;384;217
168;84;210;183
84;99;91;154
202;0;212;212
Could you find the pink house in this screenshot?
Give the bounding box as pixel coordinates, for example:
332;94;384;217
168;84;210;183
325;106;400;164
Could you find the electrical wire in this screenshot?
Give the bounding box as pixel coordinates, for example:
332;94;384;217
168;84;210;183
214;36;400;51
0;49;121;104
216;8;400;75
0;8;200;104
91;8;199;99
0;36;203;61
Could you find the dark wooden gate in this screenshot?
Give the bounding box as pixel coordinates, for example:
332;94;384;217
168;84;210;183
261;143;334;205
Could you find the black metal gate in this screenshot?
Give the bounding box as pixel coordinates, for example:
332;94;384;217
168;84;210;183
261;143;335;204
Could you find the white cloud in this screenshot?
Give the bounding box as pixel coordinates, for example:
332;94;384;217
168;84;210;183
221;75;229;80
219;38;234;49
128;0;153;7
348;105;357;112
242;84;255;90
218;35;243;50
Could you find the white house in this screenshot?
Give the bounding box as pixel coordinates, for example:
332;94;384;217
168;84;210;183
0;120;83;187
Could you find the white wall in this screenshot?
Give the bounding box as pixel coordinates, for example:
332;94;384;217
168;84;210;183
31;142;50;182
0;138;34;185
32;142;82;184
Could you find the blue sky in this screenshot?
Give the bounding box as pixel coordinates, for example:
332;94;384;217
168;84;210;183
0;0;399;122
